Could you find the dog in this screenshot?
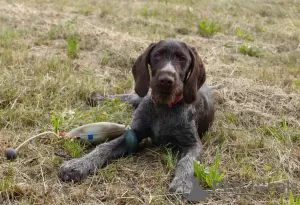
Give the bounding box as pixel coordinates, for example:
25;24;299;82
59;39;221;199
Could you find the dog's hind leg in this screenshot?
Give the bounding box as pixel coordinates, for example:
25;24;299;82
87;93;145;108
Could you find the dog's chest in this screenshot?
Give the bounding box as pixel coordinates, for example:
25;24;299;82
150;105;197;147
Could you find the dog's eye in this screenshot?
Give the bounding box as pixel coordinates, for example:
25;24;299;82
154;54;160;59
178;56;186;62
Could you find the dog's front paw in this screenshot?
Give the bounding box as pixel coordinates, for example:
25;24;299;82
168;176;193;199
59;158;95;182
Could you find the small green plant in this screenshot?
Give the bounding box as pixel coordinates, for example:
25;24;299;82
198;19;221;37
280;191;300;205
255;24;265;33
295;80;300;88
101;54;109;65
0;30;18;48
140;6;158;17
62;139;85;158
79;7;93;15
140;6;149;17
194;149;225;189
51;113;64;134
236;27;253;41
224;112;239;125
0;166;24;198
238;44;261;57
260;119;298;143
67;34;79;58
97;163;118;182
161;148;179;172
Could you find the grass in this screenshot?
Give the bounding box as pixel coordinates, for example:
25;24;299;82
236;27;253;41
238;44;262;57
198;19;221;37
161;148;178;173
280;191;300;205
78;7;93;16
194;149;225;189
61;139;86;158
0;0;299;204
67;34;79;59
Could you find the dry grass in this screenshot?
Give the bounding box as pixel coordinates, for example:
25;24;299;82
0;0;299;204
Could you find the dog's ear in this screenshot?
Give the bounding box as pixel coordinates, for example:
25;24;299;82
183;46;206;104
132;43;157;97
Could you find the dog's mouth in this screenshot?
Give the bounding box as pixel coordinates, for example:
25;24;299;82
150;81;183;104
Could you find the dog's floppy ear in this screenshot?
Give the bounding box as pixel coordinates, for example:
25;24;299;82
132;43;157;97
183;46;206;104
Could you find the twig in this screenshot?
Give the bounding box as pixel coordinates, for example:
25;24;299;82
39;158;47;194
16;131;60;151
11;88;27;110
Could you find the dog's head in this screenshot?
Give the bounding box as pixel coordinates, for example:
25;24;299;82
132;39;206;104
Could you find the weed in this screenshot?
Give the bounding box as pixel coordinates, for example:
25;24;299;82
67;34;79;58
0;166;25;199
98;163;118;182
224;112;239;125
51;112;64;134
62;138;85;158
53;156;63;167
0;30;18;48
280;191;300;205
238;44;261;57
140;6;149;17
101;54;110;65
140;6;159;17
295;80;300;88
198;19;220;37
255;24;265;33
236;27;253;41
194;149;225;189
259;119;299;143
79;7;93;15
161;148;179;172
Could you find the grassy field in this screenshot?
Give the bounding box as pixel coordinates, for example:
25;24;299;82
0;0;300;204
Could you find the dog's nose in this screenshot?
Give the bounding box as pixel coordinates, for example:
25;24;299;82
159;75;174;87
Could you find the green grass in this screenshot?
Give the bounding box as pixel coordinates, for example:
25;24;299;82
259;119;299;144
62;138;86;158
280;191;300;205
238;44;261;57
194;149;225;189
198;19;221;37
140;5;159;18
67;34;79;59
0;166;27;199
78;7;93;15
236;27;253;41
51;112;64;134
161;148;179;173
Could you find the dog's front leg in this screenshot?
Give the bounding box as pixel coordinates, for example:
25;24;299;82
59;99;152;183
59;134;127;182
168;142;202;198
